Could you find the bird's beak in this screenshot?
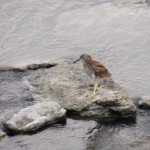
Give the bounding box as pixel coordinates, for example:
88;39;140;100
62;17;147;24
73;58;80;64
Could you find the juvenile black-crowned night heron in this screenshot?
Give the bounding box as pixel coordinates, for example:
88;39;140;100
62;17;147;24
74;54;111;99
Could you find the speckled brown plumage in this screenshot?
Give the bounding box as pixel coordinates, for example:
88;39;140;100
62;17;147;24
74;54;111;99
80;54;111;79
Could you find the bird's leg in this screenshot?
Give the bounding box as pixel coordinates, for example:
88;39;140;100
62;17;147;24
88;80;99;99
94;78;100;93
96;82;100;93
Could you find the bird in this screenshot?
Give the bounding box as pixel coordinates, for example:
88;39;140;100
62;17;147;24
74;54;111;99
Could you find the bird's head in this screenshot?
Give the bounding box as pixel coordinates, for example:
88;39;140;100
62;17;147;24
73;54;92;63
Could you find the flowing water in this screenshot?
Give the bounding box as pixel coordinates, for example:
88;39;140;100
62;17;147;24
0;0;150;150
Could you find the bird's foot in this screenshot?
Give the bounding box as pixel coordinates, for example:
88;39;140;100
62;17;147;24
86;87;100;100
86;93;96;100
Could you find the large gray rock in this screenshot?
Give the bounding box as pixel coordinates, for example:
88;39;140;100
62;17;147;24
4;102;66;133
139;96;150;109
26;62;136;120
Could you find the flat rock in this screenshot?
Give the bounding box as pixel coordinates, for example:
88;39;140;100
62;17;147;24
4;102;66;133
139;96;150;109
26;61;136;120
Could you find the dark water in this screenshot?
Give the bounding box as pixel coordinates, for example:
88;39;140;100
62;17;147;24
0;71;33;128
94;111;150;150
0;0;150;150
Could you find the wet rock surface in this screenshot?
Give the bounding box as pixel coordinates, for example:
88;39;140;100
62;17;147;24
25;61;136;120
4;102;66;134
139;96;150;109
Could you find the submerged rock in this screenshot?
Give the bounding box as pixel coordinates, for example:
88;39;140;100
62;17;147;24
26;61;136;120
139;96;150;109
4;102;66;133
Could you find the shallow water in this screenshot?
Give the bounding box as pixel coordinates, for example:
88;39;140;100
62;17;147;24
0;0;150;150
0;118;97;150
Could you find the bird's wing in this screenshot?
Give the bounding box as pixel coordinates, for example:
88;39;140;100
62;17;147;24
92;63;107;72
92;61;111;78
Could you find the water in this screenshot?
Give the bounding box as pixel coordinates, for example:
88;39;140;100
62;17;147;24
0;119;97;150
0;0;150;150
94;110;150;150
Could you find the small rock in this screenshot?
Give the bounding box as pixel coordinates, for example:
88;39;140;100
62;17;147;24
4;102;66;134
139;96;150;109
25;63;57;70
